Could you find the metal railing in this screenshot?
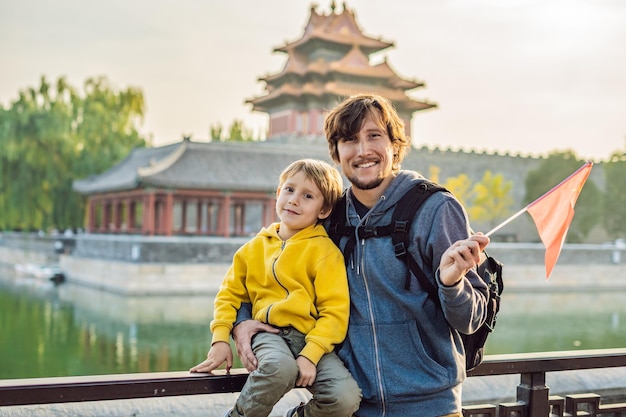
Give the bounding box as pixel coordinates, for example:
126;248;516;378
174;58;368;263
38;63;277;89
1;349;625;417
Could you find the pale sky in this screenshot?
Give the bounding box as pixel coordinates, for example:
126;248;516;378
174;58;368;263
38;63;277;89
2;0;625;161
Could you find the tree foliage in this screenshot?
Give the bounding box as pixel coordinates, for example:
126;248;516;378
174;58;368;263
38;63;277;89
468;170;514;229
0;75;148;232
225;119;254;142
210;119;256;142
603;152;626;239
523;151;602;242
434;167;514;230
442;174;473;208
209;123;223;141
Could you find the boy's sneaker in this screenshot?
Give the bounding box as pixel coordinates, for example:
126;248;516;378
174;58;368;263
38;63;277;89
283;403;305;417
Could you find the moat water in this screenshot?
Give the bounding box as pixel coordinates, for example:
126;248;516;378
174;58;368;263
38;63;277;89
1;266;625;380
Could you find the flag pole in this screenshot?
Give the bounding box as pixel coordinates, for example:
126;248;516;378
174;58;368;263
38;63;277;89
484;207;528;237
483;160;593;238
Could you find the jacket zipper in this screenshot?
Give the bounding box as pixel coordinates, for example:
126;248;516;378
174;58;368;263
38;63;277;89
266;240;288;323
358;234;387;416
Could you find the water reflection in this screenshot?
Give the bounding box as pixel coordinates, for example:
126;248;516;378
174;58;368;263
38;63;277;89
1;266;625;379
487;291;626;354
0;268;230;379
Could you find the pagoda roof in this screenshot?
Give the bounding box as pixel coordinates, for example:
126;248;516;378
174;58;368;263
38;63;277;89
261;46;422;90
248;80;436;113
249;3;436;118
72;139;332;195
275;4;393;56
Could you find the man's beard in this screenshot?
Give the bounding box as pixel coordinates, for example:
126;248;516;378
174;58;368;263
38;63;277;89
348;174;385;191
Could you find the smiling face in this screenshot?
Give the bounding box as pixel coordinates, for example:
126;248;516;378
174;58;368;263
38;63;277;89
275;170;330;240
324;94;411;208
336;110;396;205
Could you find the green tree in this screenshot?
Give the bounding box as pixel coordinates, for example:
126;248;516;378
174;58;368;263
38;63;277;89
469;170;514;229
224;119;254;142
432;167;515;230
603;152;626;239
209;123;223;141
0;75;148;232
523;151;601;242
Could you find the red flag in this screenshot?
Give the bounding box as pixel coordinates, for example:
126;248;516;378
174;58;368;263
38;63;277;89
526;161;593;279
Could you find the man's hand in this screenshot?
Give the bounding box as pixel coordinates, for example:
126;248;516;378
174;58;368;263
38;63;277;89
232;320;279;372
189;341;233;374
439;234;489;286
295;356;317;387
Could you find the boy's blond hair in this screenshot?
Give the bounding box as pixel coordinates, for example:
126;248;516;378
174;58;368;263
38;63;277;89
279;159;343;214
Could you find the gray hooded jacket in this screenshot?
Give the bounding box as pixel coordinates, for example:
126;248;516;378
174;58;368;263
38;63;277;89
333;170;488;417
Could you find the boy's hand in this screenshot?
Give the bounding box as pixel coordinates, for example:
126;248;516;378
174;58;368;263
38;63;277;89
189;341;233;374
295;356;316;387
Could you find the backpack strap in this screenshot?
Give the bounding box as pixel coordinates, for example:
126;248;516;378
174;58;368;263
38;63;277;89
390;180;447;291
327;192;356;267
327;180;447;292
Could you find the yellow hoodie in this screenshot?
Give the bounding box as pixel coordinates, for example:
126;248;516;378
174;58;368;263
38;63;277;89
210;223;349;365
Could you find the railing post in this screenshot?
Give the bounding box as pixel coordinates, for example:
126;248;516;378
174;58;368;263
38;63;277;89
517;371;549;417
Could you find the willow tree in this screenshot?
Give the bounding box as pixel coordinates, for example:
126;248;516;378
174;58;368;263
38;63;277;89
0;75;148;232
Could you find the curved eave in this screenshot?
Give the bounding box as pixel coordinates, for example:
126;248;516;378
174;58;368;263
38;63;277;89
128;142;332;192
259;58;423;88
72;142;186;195
247;82;437;113
276;34;393;56
287;5;393;55
73;178;140;195
263;62;334;83
399;101;438;113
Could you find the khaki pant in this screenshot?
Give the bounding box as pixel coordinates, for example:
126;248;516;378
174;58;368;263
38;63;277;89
231;328;361;417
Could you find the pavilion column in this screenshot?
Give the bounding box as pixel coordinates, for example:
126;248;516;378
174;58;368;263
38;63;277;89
163;193;174;236
112;199;120;233
103;199;111;233
86;198;95;233
143;193;155;236
196;200;202;235
237;204;245;236
122;199;129;232
181;200;187;233
127;199;135;231
264;197;276;226
218;194;231;237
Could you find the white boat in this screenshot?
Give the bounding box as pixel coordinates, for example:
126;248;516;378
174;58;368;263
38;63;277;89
14;263;65;283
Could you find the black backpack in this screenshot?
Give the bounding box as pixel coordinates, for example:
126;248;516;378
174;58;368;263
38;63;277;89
327;180;504;372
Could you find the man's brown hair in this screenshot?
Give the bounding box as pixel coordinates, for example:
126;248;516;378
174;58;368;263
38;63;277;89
324;94;411;172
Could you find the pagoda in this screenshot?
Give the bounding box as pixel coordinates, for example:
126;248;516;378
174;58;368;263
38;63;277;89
72;2;439;238
247;1;436;142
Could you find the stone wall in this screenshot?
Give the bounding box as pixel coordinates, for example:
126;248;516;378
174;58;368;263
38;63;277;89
71;234;249;263
3;233;625;295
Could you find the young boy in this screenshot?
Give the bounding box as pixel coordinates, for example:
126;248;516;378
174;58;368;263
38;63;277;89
190;158;361;417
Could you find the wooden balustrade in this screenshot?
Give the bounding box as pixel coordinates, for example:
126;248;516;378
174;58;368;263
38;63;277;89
1;349;626;416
